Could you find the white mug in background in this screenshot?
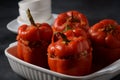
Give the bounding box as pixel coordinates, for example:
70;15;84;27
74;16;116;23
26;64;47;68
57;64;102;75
18;7;52;24
18;0;51;11
17;0;53;25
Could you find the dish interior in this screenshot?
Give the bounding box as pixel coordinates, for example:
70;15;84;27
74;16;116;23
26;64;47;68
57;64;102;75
5;43;120;80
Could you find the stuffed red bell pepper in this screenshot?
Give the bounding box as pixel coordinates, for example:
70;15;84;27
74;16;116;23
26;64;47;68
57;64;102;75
47;32;92;76
89;19;120;66
52;10;89;32
16;9;53;68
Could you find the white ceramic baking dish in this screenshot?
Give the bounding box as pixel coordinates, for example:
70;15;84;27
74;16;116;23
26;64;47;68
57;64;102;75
5;42;120;80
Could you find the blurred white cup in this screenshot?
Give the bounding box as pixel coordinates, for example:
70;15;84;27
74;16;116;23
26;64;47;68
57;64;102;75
18;0;51;11
17;0;53;25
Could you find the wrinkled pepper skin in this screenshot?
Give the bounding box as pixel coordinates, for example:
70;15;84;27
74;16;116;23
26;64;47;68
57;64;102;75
52;10;89;32
64;28;88;39
17;23;53;68
89;19;120;66
47;33;92;76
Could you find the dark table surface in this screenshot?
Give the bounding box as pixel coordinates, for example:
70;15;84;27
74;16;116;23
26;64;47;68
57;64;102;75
0;0;120;80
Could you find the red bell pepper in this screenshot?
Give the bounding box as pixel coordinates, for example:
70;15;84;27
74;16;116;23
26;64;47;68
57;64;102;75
52;10;89;32
47;32;92;76
16;9;53;68
89;19;120;66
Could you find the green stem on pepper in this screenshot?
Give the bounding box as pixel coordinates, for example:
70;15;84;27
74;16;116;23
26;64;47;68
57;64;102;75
58;32;70;44
26;9;36;26
70;12;80;23
103;24;116;33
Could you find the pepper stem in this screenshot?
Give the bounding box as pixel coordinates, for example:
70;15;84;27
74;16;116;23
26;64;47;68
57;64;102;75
103;24;115;33
26;9;36;26
71;12;74;21
58;32;70;44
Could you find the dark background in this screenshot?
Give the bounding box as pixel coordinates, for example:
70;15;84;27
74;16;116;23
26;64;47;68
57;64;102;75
0;0;120;80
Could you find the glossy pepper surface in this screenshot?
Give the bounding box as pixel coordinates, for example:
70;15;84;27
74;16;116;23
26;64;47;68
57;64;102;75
17;9;53;68
89;19;120;66
47;32;92;76
52;10;89;32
